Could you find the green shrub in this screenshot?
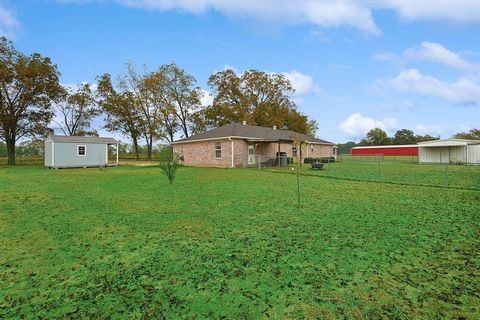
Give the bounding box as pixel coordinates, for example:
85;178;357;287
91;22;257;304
304;157;336;164
158;146;182;185
303;157;314;164
320;157;336;163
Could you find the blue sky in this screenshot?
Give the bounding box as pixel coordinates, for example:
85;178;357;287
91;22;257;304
1;0;480;143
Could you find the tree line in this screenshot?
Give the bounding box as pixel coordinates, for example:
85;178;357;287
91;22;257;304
336;128;480;154
0;37;317;165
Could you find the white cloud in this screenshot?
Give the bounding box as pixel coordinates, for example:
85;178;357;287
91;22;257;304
59;1;480;34
378;0;480;24
63;0;381;34
339;112;397;137
415;124;441;136
282;70;321;96
0;1;20;38
222;64;238;73
404;42;478;71
306;30;331;42
200;88;213;106
373;51;405;67
216;66;321;97
380;69;480;105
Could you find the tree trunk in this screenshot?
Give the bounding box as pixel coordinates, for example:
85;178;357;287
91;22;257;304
181;121;189;138
132;137;140;161
6;138;16;165
146;136;153;161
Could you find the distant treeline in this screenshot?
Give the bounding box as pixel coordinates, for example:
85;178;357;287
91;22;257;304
336;128;480;155
0;141;168;158
0;37;317;165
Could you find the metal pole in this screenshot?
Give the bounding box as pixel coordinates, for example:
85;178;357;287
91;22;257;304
377;154;380;177
278;140;281;168
445;162;449;187
296;166;300;207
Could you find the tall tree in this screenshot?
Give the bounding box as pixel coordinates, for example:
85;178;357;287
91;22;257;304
120;63;163;160
0;37;62;165
0;141;7;157
453;129;480;140
393;129;416;145
415;134;439;142
17;139;44;157
360;128;391;146
96;73;143;160
159;63;202;138
55;83;98;136
203;69;317;135
336;141;357;154
142;70;179;143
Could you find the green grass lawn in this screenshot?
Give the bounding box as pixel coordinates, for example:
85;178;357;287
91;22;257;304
1;165;479;319
268;160;480;190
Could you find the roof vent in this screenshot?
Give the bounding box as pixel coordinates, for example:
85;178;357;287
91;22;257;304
273;125;277;130
242;121;247;125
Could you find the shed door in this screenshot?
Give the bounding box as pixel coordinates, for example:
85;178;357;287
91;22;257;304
439;147;449;163
247;145;255;165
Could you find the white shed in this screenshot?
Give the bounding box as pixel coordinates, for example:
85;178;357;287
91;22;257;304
418;139;480;165
45;135;119;168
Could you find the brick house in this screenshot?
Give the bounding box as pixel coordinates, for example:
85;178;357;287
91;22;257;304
172;122;336;168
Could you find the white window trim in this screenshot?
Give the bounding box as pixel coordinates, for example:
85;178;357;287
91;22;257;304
214;142;222;159
77;145;87;157
292;144;298;157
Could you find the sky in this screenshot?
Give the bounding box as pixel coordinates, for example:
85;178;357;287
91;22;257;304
1;0;480;143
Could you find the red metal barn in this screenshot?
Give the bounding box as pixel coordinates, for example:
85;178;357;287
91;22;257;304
350;145;418;156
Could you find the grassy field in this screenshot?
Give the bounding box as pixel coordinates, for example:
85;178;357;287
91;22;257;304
1;165;479;319
266;160;480;190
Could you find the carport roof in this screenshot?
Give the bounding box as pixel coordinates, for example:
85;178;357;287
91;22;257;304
418;139;480;147
46;135;118;144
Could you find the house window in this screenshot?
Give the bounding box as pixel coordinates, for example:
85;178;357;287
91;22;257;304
215;142;222;159
292;145;298;157
77;145;86;156
311;144;314;152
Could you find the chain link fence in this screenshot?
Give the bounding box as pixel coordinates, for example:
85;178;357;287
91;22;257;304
250;153;480;190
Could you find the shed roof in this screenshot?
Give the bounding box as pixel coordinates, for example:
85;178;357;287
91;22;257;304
46;135;118;144
172;122;334;145
418;139;480;147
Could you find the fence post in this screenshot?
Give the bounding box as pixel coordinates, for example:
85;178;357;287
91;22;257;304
445;162;449;187
296;166;301;207
377;154;381;177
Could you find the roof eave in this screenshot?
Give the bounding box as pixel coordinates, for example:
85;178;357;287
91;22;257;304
172;136;334;145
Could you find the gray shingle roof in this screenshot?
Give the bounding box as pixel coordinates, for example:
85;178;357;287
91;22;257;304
46;135;118;144
173;122;334;145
